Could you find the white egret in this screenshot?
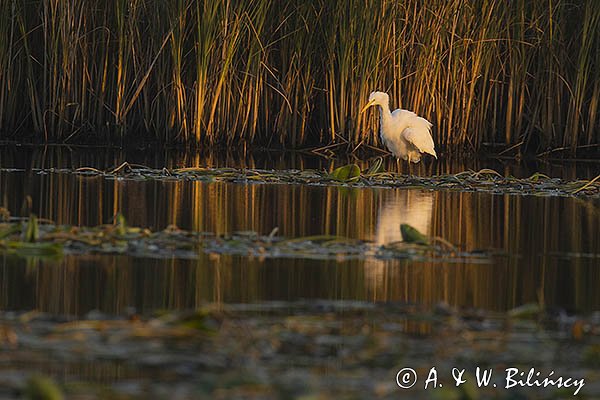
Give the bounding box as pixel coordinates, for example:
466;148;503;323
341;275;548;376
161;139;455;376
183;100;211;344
361;91;437;164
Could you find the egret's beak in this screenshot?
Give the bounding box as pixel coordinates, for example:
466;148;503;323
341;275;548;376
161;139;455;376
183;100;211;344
360;100;375;114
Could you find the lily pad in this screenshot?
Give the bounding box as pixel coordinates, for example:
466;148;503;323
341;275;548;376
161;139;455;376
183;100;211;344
330;164;361;182
400;224;430;245
25;375;64;400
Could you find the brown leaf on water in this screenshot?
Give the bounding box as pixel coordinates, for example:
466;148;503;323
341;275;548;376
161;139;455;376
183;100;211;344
572;320;585;341
0;324;18;348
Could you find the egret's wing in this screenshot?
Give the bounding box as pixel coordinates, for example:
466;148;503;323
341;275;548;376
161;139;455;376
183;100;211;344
402;122;437;158
391;109;417;119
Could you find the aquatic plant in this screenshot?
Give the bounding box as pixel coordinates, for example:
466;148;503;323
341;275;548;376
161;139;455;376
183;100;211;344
64;163;600;199
2;161;599;198
0;214;489;263
0;0;597;154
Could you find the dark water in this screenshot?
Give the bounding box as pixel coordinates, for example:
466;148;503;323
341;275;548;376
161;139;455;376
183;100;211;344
1;145;599;315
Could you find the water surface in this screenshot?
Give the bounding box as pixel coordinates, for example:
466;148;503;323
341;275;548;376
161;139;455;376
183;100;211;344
1;146;599;315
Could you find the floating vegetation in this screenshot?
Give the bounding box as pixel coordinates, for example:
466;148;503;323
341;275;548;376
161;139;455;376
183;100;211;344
24;375;64;400
0;301;598;399
3;162;599;198
10;162;596;198
0;213;64;258
0;216;491;264
330;163;361;183
400;224;430;245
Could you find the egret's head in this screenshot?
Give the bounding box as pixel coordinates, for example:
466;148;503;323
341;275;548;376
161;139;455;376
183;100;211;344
360;91;389;113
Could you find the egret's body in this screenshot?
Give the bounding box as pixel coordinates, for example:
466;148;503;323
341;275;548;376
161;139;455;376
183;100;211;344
361;91;437;163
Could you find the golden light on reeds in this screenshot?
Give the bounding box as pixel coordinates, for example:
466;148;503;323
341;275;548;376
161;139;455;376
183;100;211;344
0;0;598;151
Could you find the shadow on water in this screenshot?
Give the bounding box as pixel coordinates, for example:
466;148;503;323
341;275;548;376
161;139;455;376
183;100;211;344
0;145;599;315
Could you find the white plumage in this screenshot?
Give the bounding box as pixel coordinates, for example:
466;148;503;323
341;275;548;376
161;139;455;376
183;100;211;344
361;91;437;163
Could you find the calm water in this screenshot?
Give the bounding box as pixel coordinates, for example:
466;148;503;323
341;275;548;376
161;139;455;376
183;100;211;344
1;145;599;315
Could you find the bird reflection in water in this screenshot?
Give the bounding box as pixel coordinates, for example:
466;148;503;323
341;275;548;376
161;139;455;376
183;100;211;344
364;189;435;300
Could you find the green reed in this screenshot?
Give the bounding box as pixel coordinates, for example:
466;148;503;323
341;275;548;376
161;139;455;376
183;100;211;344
0;0;598;153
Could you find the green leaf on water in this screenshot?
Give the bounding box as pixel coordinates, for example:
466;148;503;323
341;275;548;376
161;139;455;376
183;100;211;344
508;303;542;319
7;241;64;258
330;164;361;182
400;224;429;245
459;373;480;400
25;214;39;243
179;310;212;332
25;375;64;400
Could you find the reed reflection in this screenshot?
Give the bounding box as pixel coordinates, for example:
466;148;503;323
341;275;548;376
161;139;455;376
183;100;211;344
1;145;599;179
0;147;599;315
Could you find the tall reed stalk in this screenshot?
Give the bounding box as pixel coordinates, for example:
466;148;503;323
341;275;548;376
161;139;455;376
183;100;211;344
0;0;598;153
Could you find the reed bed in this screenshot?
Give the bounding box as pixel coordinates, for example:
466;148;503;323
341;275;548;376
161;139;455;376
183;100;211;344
0;0;599;153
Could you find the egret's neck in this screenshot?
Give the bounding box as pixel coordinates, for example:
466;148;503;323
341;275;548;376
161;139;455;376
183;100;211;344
378;102;392;126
